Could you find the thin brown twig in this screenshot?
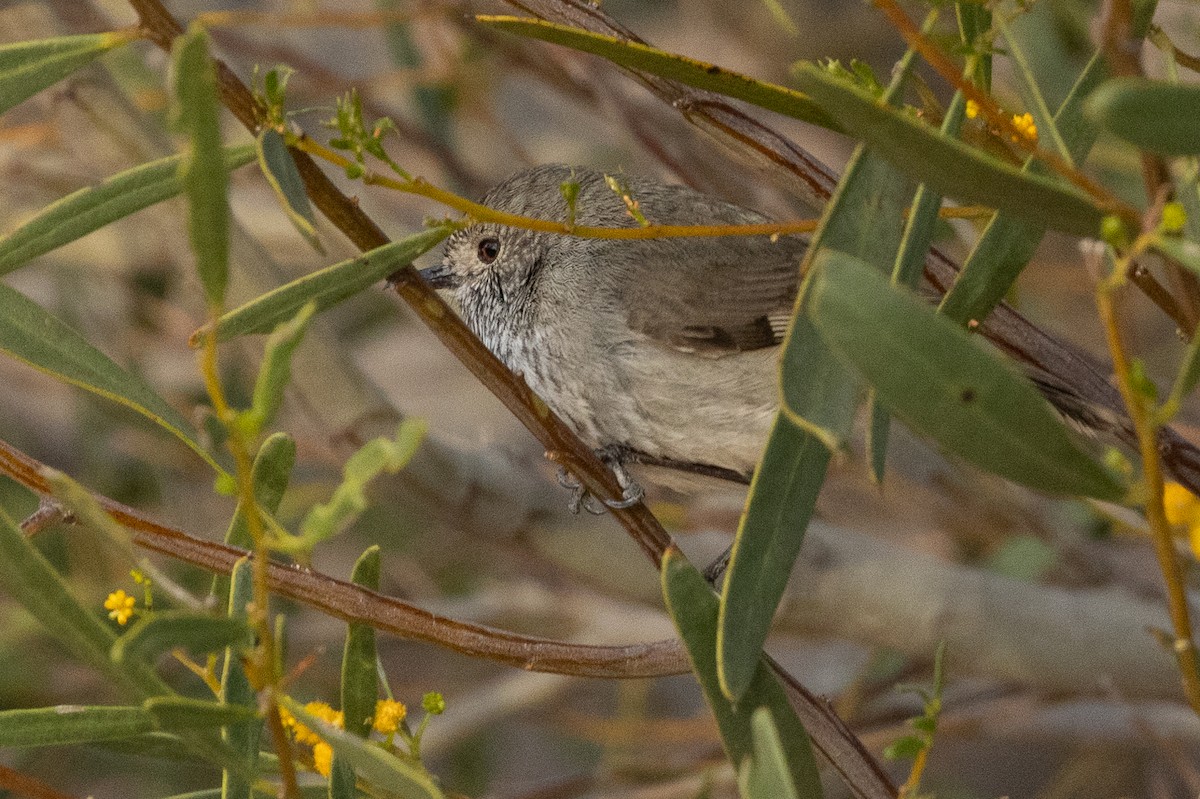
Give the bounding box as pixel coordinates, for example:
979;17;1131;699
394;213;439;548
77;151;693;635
1094;244;1200;716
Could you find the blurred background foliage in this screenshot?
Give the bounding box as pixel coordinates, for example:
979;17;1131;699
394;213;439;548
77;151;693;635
1;0;1200;797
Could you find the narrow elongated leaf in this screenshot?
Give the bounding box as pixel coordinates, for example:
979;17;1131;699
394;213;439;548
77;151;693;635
738;708;800;799
342;546;381;739
281;697;444;799
1086;79;1200;156
172;27;229;309
870;90;968;481
0;32;134;116
143;697;259;731
721;67;917;699
0;705;154;746
790;64;1105;237
476;16;839;132
333;546;382;799
111;611;251;665
719;417;830;700
257;128;322;252
195;227;452;344
221;558;261;799
249;302;316;434
0;146;256;276
0;282;219;470
662;548;822;798
808;251;1124;500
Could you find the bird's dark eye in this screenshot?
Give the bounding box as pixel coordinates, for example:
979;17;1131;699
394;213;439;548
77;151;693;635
477;237;501;264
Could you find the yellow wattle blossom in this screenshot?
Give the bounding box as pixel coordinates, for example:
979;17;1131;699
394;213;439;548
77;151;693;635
1163;482;1200;560
965;99;980;119
312;741;333;777
372;698;407;734
1011;112;1037;143
104;589;136;625
281;701;344;747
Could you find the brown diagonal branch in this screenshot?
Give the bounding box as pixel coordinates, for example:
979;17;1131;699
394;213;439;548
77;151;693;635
126;0;671;568
0;438;686;679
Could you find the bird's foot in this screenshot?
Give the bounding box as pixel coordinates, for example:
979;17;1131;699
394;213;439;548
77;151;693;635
556;446;645;515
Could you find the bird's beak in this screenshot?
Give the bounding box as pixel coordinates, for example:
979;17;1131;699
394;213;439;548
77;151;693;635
418;262;462;290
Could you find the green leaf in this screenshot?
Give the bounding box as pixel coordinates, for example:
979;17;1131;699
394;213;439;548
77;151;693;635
718;418;830;702
342;546;381;739
172;26;230;309
1086;78;1200;156
789;63;1105;237
807;250;1124;500
333;546;382;799
221;558;261;799
143;697;259;731
0;282;221;471
870;90;969;481
661;548;822;799
0;32;135;116
0;145;256;277
280;697;444;799
738;708;800;799
111;610;252;665
0;705;154;746
248;302;316;435
256;128;323;253
476;16;840;132
196;227;452;344
722;76;917;699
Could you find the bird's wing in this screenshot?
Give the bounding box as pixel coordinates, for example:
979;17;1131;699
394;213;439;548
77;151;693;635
620;231;805;355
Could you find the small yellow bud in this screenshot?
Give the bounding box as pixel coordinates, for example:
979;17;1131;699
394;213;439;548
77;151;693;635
371;699;407;734
1010;112;1037;143
965;99;980;119
104;589;136;626
1161;202;1188;234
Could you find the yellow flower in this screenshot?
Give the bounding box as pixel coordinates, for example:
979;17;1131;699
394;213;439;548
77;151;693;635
104;590;136;625
1011;112;1037;143
286;701;344;747
1164;482;1200;527
372;699;407;734
965;99;980;119
312;741;333;777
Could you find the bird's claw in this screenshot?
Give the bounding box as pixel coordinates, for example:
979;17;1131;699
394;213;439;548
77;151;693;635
555;449;645;514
